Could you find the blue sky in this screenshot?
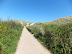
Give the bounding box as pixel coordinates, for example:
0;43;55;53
0;0;72;23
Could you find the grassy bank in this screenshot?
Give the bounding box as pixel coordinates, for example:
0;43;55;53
27;20;72;54
0;20;23;54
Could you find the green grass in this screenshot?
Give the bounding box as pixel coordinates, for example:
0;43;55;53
0;20;23;54
27;17;72;54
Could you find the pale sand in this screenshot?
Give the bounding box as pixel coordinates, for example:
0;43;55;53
15;27;51;54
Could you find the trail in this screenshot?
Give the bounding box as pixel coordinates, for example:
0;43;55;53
15;27;51;54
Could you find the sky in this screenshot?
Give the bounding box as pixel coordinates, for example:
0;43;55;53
0;0;72;23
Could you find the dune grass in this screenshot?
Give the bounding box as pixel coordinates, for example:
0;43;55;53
0;20;23;54
27;20;72;54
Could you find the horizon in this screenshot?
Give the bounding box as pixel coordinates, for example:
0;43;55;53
0;0;72;23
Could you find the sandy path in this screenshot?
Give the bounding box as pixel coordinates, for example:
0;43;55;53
15;27;51;54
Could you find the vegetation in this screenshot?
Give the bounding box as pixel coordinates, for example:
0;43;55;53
14;20;27;26
0;20;23;54
14;20;32;26
27;16;72;54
